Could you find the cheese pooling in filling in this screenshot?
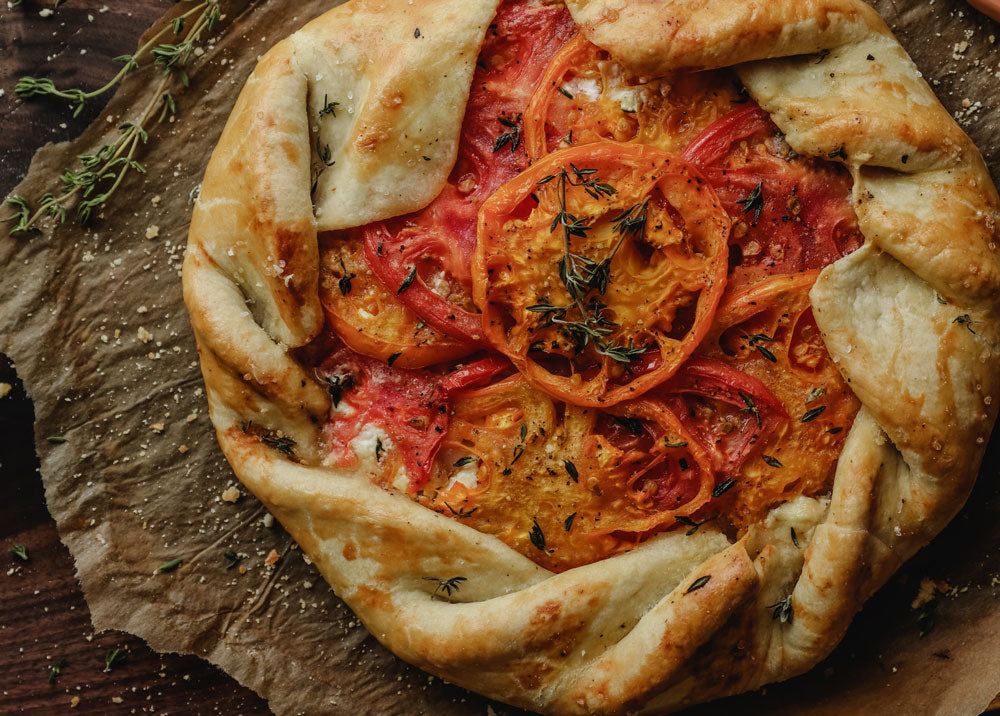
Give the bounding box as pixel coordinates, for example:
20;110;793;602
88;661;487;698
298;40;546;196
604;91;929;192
307;0;863;572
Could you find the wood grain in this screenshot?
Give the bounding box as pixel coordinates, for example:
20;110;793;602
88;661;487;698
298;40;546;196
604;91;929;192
0;1;270;713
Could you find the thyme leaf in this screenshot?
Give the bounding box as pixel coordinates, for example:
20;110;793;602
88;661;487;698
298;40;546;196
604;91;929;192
801;405;827;423
767;595;794;623
528;519;547;552
493;115;522;154
397;266;417;295
423;575;467;600
10;543;29;561
736;181;764;223
687;575;711;593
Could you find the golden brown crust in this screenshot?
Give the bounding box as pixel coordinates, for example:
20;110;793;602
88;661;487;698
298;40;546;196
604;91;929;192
182;0;1000;713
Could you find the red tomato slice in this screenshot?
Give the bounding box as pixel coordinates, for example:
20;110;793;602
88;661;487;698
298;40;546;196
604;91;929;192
440;354;513;392
358;2;577;344
475;141;730;407
659;356;788;477
682;104;864;285
318;347;513;491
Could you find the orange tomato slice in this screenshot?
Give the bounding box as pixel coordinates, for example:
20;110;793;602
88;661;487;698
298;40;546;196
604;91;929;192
523;35;739;161
420;374;713;572
695;272;860;527
474;141;730;407
319;233;476;369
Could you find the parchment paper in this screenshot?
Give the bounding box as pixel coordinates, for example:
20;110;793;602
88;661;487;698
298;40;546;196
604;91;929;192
2;1;1000;715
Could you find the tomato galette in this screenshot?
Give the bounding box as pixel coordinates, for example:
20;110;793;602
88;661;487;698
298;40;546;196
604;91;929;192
183;0;1000;712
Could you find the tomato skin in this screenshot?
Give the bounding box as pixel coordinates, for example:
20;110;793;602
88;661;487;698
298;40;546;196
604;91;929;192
319;233;477;368
475;140;730;407
680;105;773;166
682;104;864;284
357;3;577;346
659;356;788;476
362;224;487;345
440;354;512;392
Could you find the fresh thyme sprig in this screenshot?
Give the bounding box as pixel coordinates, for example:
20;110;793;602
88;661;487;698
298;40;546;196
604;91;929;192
528;169;651;364
4;1;222;235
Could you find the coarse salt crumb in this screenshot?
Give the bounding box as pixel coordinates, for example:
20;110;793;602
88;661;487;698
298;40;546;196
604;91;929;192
221;486;241;503
178;444;189;454
264;549;280;566
137;327;153;343
149;422;165;433
145;225;160;239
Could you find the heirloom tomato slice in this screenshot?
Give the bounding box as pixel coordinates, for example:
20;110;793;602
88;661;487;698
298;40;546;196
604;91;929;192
682;105;864;287
694;272;860;527
659;356;788;478
474;141;730;407
319;347;514;492
420;374;713;572
524;35;739;161
319;233;474;368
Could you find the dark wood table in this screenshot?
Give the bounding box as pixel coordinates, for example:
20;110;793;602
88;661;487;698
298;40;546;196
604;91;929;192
0;2;270;713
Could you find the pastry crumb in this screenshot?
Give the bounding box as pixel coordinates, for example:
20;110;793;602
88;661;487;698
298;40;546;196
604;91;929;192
111;697;123;705
221;486;241;503
70;696;80;708
912;577;952;608
262;513;274;528
0;383;11;399
149;422;165;433
145;224;161;239
178;444;189;454
137;326;153;343
264;549;280;566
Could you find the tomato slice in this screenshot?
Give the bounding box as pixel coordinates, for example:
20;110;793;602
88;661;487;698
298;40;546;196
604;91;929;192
695;273;860;527
659;356;787;476
358;2;577;345
681;104;864;286
524;35;740;161
440;354;512;392
475;141;730;407
318;346;513;491
418;374;713;572
319;233;476;368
